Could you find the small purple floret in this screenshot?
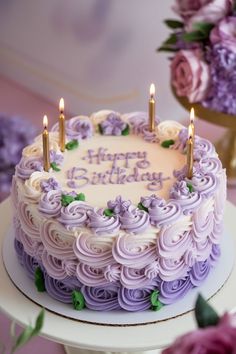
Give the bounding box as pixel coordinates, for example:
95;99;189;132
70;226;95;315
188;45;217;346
100;113;126;136
41;178;60;192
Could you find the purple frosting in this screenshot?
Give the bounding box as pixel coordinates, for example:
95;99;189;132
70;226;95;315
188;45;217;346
15;156;43;180
14;239;24;265
52;116;93;140
41;178;60;193
22;253;40;280
87;208;120;235
107;195;131;215
118;284;156;312
149;200;182;227
170;181;202;214
210;244;221;266
50;150;64;165
44;274;74;303
100;113;126;136
58;201;92;228
159;277;193;305
189;258;211;287
81;284;121;311
119;206;150;234
39;190;62;217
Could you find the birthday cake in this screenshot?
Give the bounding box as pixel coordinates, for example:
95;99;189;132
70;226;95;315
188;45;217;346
12;110;226;312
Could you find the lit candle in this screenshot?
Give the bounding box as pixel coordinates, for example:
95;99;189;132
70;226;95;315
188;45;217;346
149;83;155;132
42;115;50;172
187;124;194;179
190;107;195;143
59;97;65;152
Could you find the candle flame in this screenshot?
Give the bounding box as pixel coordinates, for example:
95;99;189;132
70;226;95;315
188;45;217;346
150;83;155;98
190;107;195;124
59;97;64;113
43;115;48;129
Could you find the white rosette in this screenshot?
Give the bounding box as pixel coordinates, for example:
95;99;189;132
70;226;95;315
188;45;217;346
157;216;192;260
40;219;76;260
41;250;77;280
112;232;157;269
23;171;53;203
192;197;215;242
156;120;184;142
23;132;60;158
18;201;42;240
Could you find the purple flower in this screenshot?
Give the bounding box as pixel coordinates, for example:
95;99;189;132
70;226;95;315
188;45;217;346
100;113;126;136
107;196;131;214
140;194;165;208
210;16;236;54
41;178;60;192
170;181;190;199
50;150;64;165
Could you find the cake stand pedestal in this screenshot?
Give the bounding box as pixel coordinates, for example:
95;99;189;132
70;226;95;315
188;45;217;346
173;90;236;186
1;198;236;354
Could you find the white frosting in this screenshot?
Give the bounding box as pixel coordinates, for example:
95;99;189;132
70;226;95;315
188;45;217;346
156;120;184;142
23;171;53;203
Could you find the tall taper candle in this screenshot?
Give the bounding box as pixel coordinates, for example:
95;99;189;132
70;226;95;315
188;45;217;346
42;115;50;172
149;83;155;132
187;124;194;179
59;98;65;152
190;107;195;144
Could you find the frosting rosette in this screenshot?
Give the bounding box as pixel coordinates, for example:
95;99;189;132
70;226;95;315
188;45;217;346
58;201;92;229
76;263;108;286
42;250;77;280
16;156;43;180
51;116;93;140
210;244;221;266
156;120;184;142
19;228;44;261
157;217;192;260
119;206;150;234
192;198;214;241
22;253;40;280
73;231;114;267
104;264;121;283
113;233;157;268
194;137;216;158
87;208;120;235
23;135;60;158
189;258;211;287
39;190;62;217
170;180;202;214
194;237;213;262
44;274;74;303
198;157;222;175
118;284;156;311
18;202;42;240
159;277;193;305
81;284;120;311
40;219;76;259
120;267;154;289
149;200;182;227
23;171;53;203
191;173;218;198
158;257;190;282
14;239;24;265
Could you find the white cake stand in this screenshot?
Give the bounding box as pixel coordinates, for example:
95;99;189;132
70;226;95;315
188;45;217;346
1;198;236;354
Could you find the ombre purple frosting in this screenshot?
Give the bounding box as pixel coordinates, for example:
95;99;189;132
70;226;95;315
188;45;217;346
51;116;93;141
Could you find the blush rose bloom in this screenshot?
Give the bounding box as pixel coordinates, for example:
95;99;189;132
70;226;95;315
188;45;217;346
171;49;210;103
162;313;236;354
210;16;236;54
173;0;233;30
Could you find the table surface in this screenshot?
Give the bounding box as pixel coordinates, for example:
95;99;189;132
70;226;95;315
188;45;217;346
0;74;236;353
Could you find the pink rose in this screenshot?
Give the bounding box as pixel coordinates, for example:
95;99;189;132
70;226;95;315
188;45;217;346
162;313;236;354
210;16;236;53
171;49;209;103
173;0;233;30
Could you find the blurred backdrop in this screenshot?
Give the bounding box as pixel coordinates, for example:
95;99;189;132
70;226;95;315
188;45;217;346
0;0;187;120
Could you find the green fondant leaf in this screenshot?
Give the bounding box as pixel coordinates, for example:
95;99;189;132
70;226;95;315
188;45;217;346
121;124;130;136
75;193;86;201
161;139;175;148
34;267;45;292
193;22;214;37
182;30;206;42
163;33;178;46
195;294;220;328
50;162;61;172
187;183;194;193
150;290;164;311
66;139;79;150
61;194;75;207
157;46;178;53
104;208;114;217
98;123;103;134
137;202;148;213
164;19;184;29
72;290;85;311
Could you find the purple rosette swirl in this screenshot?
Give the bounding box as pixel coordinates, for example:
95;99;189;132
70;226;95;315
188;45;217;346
22;252;40;280
112;233;157;268
76;263;108;286
189;258;211;287
120;267;154;289
81;284;121;311
15;156;43;180
18;201;41;240
126;111;160;136
198;157;222;175
159;277;193;305
158;257;190;282
58;201;92;229
118;284;156;312
73;231;114;267
119;206;150;234
170;180;202;214
194;137;216;158
19;228;44;261
42;250;77;280
149;200;182;227
52;116;93;140
44;274;74;303
191;173;218;198
14;239;24;265
104;264;121;283
39;190;62;217
87;208;120;235
210;244;221;266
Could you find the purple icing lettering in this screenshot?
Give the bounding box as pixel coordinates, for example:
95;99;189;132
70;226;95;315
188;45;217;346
67;167;89;188
136;159;150;169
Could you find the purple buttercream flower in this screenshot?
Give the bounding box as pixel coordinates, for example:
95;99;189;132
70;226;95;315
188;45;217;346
107;195;131;214
50;150;64;165
41;178;60;192
140;194;165;209
100;113;126;136
170;181;190;199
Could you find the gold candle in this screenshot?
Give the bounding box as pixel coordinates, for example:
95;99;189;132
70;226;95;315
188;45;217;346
42;115;50;172
187;124;194;179
149;83;155;132
190;107;195;144
59;97;65;152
